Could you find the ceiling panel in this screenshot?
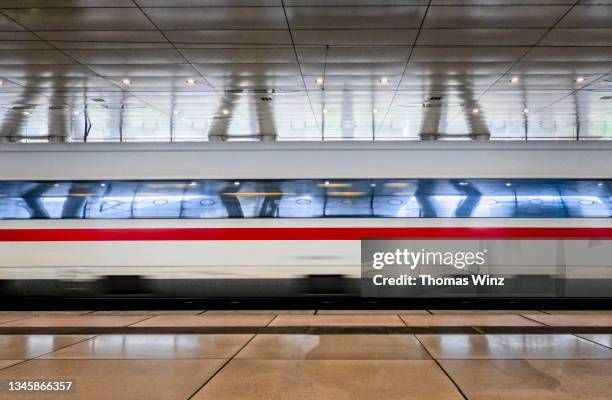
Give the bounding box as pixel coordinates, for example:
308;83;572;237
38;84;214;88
424;5;572;28
558;5;612;28
285;6;427;29
417;28;546;46
143;7;287;30
3;8;155;31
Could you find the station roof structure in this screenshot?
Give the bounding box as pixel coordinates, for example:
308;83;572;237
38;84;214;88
0;1;611;142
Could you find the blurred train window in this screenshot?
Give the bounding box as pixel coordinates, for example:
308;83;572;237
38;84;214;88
0;179;610;219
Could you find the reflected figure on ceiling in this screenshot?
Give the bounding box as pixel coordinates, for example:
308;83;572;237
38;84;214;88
418;75;491;140
254;89;277;141
208;79;238;141
0;85;38;143
456;76;490;140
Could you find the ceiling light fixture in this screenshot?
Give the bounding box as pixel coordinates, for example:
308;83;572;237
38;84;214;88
315;77;324;84
505;182;512;187
510;76;520;83
233;181;240;186
372;108;379;114
472;108;479;114
186;78;197;85
523;108;529;113
323;108;329;113
121;78;132;85
222;109;229;115
0;80;4;86
22;111;31;116
379;77;389;84
173;110;180;115
100;183;107;187
575;77;585;83
73;110;80;116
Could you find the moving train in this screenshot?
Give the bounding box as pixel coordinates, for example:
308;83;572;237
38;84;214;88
0;141;611;299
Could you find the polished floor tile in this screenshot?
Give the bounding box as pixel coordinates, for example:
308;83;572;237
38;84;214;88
430;310;544;315
316;310;428;315
0;360;22;370
0;311;91;315
89;310;205;316
440;359;612;400
523;314;612;326
0;315;33;325
417;334;612;359
131;315;275;327
541;310;612;315
0;335;94;359
192;359;463;400
576;334;612;349
236;334;431;360
0;315;151;328
0;359;226;400
42;334;253;359
400;315;542;327
270;315;405;327
204;310;315;315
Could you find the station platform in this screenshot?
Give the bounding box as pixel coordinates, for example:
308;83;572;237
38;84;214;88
0;310;611;399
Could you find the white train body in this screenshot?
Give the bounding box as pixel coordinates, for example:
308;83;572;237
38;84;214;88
0;141;611;298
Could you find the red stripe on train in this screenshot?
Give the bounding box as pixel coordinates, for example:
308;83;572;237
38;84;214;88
0;227;612;241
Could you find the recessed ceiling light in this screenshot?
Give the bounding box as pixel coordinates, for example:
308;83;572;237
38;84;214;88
472;108;479;114
575;77;585;83
510;76;520;83
222;109;229;115
315;77;324;84
22;111;31;116
185;78;197;85
379;77;389;84
523;108;529;113
121;78;132;85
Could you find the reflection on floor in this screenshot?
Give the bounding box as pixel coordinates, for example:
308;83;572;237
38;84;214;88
0;331;612;399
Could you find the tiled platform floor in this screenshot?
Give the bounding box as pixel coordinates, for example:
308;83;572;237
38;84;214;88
2;310;612;330
1;332;612;399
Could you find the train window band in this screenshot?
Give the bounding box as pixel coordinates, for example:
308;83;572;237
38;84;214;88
0;179;610;219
